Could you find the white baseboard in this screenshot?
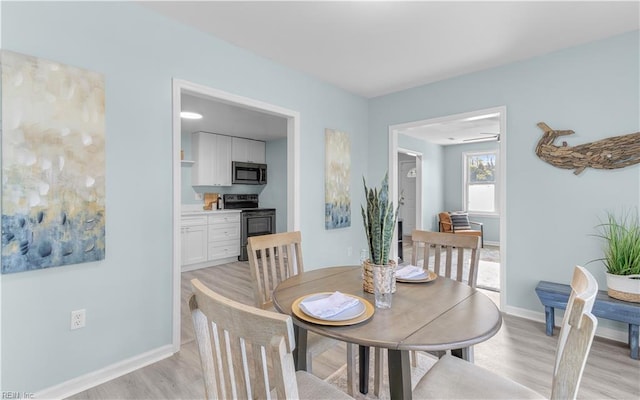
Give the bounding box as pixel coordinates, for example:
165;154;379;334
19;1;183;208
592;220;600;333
35;345;175;400
504;305;628;343
483;240;499;247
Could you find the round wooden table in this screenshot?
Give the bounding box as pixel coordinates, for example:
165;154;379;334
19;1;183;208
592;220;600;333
272;265;502;400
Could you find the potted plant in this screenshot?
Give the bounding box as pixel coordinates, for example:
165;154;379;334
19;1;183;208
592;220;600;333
361;172;400;293
595;209;640;302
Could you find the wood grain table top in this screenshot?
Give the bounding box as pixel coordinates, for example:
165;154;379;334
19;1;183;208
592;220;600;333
272;265;502;351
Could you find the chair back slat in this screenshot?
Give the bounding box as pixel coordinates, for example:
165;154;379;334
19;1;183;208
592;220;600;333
550;265;598;400
411;230;481;287
189;279;299;400
248;231;305;309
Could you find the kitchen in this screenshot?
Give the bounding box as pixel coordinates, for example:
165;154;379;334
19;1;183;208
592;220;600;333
179;92;288;272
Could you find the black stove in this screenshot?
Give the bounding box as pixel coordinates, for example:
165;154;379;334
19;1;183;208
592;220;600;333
223;194;276;261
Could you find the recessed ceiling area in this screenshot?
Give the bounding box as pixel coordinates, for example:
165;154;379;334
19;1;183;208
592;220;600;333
181;92;288;141
399;114;500;146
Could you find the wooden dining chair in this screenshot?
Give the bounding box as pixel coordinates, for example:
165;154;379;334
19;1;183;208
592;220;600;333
189;279;354;399
412;265;598;400
411;229;482;289
410;229;482;362
247;231;359;395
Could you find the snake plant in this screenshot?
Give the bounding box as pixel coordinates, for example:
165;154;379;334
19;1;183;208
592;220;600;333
361;173;400;265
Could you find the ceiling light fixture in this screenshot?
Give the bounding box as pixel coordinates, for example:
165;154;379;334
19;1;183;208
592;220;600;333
180;111;203;119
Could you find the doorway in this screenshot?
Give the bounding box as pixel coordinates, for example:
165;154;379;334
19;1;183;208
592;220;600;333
171;79;301;351
388;106;506;310
397;150;421;263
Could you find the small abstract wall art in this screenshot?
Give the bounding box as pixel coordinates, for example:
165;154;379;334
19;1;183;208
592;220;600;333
325;129;351;229
1;50;106;274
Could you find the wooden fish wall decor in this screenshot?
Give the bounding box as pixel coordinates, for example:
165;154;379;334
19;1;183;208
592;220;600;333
535;122;640;175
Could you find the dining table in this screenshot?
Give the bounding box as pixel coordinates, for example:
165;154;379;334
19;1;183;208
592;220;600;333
272;265;503;400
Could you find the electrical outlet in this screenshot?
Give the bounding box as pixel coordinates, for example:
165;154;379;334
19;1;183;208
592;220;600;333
194;192;203;200
347;246;353;256
71;309;86;330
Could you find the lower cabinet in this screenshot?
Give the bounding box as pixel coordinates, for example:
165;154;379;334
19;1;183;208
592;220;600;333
207;213;240;260
181;216;208;266
181;211;240;270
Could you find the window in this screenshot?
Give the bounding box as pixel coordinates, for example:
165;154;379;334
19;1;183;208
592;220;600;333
464;151;497;214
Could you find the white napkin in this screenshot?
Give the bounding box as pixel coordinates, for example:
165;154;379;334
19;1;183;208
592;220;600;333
396;265;425;279
300;291;360;319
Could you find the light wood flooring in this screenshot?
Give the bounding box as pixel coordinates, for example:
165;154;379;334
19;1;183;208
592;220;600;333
69;260;640;399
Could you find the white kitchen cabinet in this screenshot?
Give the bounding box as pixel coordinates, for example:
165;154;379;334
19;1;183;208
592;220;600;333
232;137;266;164
181;216;207;266
192;132;232;186
207;213;240;261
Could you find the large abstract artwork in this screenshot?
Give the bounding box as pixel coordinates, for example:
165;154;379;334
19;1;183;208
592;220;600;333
325;129;351;229
1;51;106;274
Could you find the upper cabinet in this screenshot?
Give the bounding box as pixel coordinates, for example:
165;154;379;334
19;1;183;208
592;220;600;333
232;137;266;164
192;132;232;186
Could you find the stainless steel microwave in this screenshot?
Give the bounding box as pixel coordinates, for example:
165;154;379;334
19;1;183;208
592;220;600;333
232;162;267;185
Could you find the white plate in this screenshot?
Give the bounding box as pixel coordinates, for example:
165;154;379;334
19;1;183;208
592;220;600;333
299;293;366;321
396;270;438;283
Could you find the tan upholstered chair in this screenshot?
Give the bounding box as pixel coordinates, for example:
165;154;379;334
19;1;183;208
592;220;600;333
189;279;353;400
247;231;359;395
413;265;598;400
438;211;484;247
410;229;482;363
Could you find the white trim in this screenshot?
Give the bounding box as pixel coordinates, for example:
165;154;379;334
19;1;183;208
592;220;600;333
34;345;174;400
504;305;629;344
389;106;507;311
171;79;300;352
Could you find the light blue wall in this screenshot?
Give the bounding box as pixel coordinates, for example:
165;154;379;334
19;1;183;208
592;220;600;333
2;1;638;394
443;141;500;243
398;135;444;231
370;32;639;321
1;2;368;393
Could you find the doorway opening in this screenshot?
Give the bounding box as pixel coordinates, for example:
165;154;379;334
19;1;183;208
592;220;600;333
397;149;422;264
388;106;506;310
171;79;301;351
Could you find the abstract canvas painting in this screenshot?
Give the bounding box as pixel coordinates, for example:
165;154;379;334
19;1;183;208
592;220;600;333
325;129;351;229
1;50;106;274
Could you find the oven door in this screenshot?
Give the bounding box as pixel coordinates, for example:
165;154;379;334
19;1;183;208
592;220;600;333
243;212;275;237
240;210;275;261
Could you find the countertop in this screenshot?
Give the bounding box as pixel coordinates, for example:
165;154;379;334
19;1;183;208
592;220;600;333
181;204;241;216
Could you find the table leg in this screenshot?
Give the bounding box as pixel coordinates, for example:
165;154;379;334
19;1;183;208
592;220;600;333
359;345;370;394
387;349;411;400
293;325;308;371
451;346;473;362
545;306;555;336
629;324;639;360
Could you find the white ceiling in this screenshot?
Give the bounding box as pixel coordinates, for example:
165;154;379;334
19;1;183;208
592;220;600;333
143;1;639;98
151;1;638;143
181;92;288;141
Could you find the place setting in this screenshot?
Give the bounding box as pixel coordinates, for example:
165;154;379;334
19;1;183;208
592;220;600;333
395;264;437;283
292;291;374;326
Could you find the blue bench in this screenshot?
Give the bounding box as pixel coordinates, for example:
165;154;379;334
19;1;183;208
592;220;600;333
535;280;639;360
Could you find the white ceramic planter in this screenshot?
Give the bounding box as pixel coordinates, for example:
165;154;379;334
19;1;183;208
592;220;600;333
606;273;640;303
